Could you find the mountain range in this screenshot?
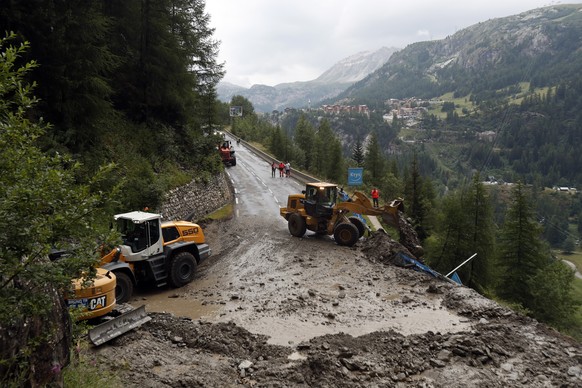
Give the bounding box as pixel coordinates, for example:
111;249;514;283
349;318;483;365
216;47;398;112
219;4;582;117
338;3;582;106
261;3;582;190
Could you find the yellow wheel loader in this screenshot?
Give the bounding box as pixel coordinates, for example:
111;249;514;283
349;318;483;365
64;210;211;345
98;211;211;304
66;268;151;346
280;182;422;255
66;268;117;319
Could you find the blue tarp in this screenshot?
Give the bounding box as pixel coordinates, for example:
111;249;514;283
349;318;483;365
449;271;463;285
395;252;462;285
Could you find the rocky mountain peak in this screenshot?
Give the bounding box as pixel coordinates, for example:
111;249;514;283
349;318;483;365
216;47;398;112
315;47;399;83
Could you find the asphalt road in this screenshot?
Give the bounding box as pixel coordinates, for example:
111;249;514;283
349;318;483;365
222;134;304;219
138;134;472;346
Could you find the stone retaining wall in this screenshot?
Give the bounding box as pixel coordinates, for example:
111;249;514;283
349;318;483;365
157;172;233;222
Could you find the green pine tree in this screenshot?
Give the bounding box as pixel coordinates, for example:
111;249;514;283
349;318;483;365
404;153;431;240
428;189;469;276
294;114;316;170
364;131;385;184
352;138;365;166
496;182;550;308
464;174;495;291
327;139;345;183
528;261;578;329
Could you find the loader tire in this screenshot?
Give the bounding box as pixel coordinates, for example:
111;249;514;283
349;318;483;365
114;271;133;304
231;157;236;166
348;216;366;238
169;251;197;288
334;222;359;247
288;213;307;237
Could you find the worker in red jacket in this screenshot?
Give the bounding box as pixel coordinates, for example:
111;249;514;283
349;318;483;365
371;188;380;208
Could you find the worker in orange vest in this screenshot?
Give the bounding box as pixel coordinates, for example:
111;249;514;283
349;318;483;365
371;188;380;208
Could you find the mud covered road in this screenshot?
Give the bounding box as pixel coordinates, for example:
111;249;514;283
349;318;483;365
92;141;582;387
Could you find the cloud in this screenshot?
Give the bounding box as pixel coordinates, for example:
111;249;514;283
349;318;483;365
206;0;575;87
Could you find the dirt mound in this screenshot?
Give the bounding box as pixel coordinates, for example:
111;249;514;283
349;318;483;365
360;228;418;264
91;228;582;387
93;309;581;387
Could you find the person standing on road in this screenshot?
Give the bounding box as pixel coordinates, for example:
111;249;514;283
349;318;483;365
371;187;380;208
278;162;285;177
271;161;277;177
285;161;291;177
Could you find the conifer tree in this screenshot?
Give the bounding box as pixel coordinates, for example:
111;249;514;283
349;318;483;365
528;260;577;328
465;175;495;291
404;153;429;240
315;119;336;177
428;175;493;292
1;0;118;152
294;114;315;170
352;138;365;166
496;182;549;308
269;125;286;160
327;139;345;182
429;189;469;275
364;131;385;184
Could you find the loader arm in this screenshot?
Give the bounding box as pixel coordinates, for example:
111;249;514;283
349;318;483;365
337;191;423;257
336;191;403;229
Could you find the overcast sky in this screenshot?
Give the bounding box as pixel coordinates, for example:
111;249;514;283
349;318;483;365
205;1;580;87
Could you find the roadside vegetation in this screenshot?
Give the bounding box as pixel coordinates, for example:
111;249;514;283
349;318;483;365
205;203;234;221
2;1;582;385
1;0;226;384
63;344;122;388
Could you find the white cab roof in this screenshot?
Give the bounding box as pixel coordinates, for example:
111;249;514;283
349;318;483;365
114;211;162;223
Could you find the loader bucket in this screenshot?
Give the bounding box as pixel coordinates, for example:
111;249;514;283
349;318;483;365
380;209;399;228
88;304;151;346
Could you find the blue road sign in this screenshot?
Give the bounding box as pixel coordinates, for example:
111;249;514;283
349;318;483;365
348;167;363;186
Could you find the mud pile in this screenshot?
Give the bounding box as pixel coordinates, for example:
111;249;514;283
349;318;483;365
94;310;581;387
361;227;419;264
91;230;582;387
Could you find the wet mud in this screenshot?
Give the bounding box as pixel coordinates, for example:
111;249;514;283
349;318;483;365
92;216;582;387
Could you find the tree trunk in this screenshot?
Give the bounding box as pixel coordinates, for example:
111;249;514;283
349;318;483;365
0;284;71;387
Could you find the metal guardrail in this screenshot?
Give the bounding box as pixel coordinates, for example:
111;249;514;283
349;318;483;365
222;129;318;185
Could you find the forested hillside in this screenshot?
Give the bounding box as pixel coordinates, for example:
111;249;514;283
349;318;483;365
332;4;582;189
0;0;225;210
1;2;228;385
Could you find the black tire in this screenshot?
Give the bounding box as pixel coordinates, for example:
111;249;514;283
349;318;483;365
334;222;359;246
231;157;237;166
114;271;133;304
348;216;366;238
169;251;197;287
288;213;307;237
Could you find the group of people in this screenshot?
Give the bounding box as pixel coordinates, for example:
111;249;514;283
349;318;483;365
271;161;291;177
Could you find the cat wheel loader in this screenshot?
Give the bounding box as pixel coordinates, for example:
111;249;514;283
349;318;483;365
63;210;211;345
67;268;151;346
280;182;422;256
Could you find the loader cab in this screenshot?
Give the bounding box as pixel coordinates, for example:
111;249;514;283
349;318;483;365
304;182;337;219
115;211;164;262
